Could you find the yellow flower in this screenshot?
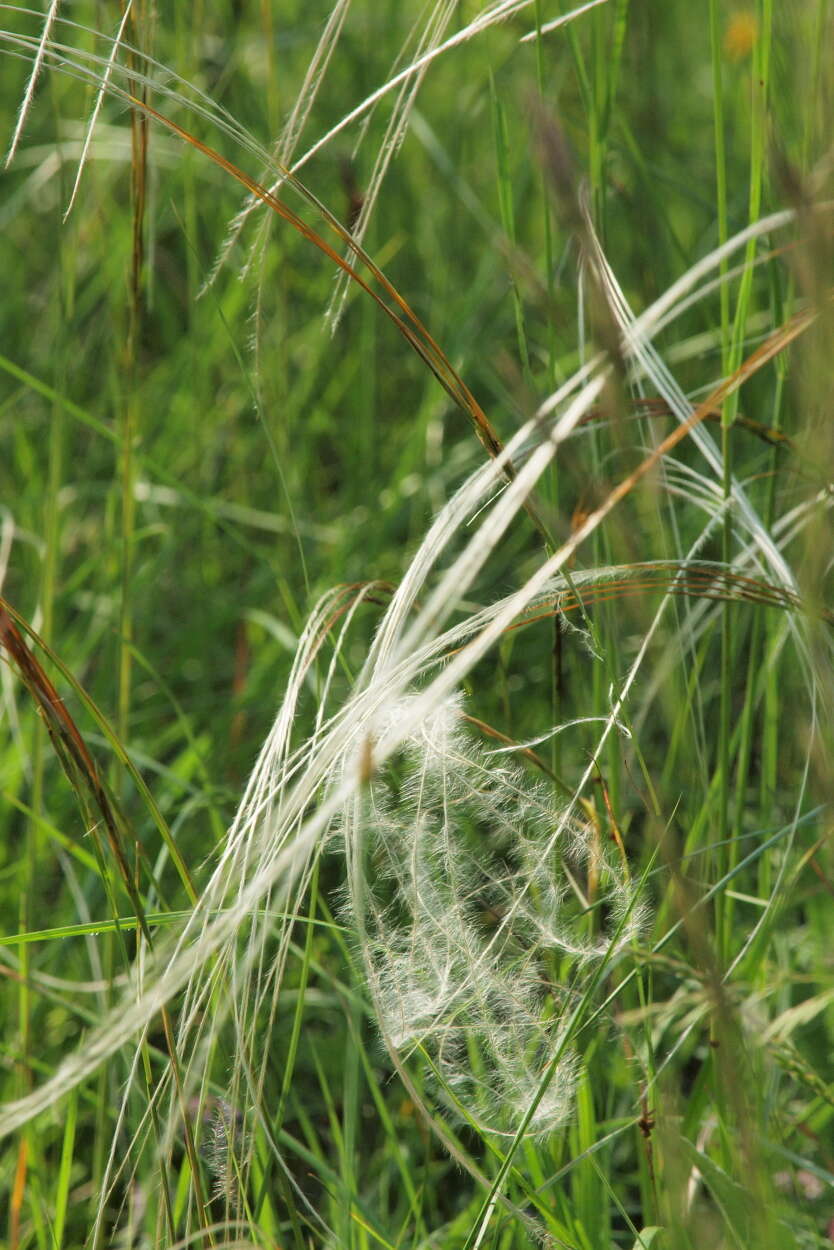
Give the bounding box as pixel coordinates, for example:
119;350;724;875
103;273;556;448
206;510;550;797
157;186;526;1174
724;11;758;61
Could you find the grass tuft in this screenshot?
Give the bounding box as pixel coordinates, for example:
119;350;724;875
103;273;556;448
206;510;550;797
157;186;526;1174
1;3;833;1247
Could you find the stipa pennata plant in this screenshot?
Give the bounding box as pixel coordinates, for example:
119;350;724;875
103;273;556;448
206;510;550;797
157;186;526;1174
3;5;833;1244
0;190;825;1155
341;691;646;1139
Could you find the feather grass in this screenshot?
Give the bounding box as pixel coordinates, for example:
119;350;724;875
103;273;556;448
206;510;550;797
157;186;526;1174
2;3;833;1246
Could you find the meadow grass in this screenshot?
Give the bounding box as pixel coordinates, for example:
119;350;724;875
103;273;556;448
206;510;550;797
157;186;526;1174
1;2;833;1247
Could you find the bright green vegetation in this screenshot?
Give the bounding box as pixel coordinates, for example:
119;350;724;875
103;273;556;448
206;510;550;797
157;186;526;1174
1;3;833;1247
